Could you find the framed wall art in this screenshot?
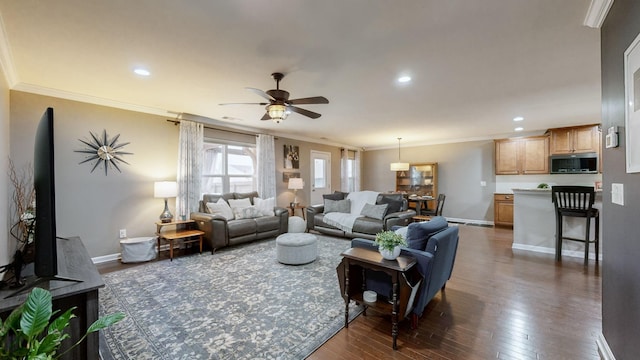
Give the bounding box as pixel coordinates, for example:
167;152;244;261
284;144;299;169
625;31;640;173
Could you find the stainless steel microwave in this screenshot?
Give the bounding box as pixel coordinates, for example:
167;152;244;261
550;153;598;174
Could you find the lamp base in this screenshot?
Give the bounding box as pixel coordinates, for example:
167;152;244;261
159;199;173;223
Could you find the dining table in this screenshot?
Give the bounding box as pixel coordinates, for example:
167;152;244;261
408;195;434;215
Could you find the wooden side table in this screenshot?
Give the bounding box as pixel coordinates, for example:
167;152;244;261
412;215;432;222
288;204;306;220
156;220;206;261
338;247;422;350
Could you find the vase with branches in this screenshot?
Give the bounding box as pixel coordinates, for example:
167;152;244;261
1;160;36;288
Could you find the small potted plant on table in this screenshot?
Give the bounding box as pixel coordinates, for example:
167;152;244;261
374;230;407;260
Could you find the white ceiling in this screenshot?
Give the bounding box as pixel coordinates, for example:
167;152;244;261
0;0;602;149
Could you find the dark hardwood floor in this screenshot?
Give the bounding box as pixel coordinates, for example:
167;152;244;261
308;225;602;360
97;225;601;359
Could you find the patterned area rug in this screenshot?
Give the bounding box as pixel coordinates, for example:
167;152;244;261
99;234;363;359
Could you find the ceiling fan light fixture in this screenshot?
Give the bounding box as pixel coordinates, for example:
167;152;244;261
268;104;288;123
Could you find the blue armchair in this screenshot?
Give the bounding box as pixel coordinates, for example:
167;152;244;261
350;216;459;327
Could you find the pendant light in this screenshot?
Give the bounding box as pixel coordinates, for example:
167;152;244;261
390;137;410;171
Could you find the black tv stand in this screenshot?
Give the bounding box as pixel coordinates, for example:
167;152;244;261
0;237;104;360
4;274;82;299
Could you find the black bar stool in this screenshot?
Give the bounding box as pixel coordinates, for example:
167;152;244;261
551;186;600;266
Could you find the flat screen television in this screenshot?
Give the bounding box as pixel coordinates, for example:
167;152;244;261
6;108;80;297
33;107;58;277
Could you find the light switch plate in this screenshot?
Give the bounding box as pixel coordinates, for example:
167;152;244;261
612;183;624;205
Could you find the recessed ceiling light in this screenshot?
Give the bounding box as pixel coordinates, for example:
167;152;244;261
397;76;412;83
514;127;524;131
513;116;524;122
133;68;151;76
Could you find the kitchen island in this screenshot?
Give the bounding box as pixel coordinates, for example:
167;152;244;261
512;188;602;260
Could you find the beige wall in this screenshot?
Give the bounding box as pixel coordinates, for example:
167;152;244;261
8;91;344;258
10;91;178;258
362;140;496;222
274;137;343;208
0;67;9;265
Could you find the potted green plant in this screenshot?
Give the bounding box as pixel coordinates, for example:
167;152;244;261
374;230;407;260
0;287;124;359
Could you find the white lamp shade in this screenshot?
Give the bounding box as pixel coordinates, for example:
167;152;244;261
154;181;178;198
390;162;410;171
288;178;304;190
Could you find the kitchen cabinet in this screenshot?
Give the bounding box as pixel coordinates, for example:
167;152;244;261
495;136;549;175
494;193;514;227
548;125;601;154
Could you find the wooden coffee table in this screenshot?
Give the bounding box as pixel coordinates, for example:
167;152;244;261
156;220;205;261
338;247;422;350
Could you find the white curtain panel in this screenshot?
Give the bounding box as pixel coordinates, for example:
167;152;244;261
341;149;349;191
354;149;361;191
256;134;276;198
176;120;203;218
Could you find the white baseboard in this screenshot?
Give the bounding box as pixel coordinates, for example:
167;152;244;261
91;244;171;264
511;243;601;260
444;217;494;227
597;333;616;360
92;253;120;264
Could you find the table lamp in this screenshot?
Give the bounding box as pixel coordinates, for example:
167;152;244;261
288;178;304;207
154;181;177;223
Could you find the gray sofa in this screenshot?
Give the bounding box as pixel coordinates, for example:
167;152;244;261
306;192;416;240
190;191;289;251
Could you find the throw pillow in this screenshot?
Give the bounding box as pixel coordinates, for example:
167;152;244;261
394;226;408;240
254;197;275;216
360;203;389;220
324;198;351;213
205;198;234;220
405;217;448;251
378;197;403;215
233;205;262;220
228;198;252;210
323;192;346;201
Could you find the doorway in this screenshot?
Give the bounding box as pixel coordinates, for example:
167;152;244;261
310;150;331;205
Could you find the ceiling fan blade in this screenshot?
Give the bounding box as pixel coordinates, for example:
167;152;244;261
246;87;275;102
260;112;271;121
219;102;269;106
287;106;322;119
287;96;329;105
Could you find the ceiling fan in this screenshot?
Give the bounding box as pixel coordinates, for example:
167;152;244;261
220;72;329;123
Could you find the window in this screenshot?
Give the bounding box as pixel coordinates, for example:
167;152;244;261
202;142;256;195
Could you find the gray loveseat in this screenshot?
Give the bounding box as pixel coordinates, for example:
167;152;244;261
306;192;416;240
190;191;289;251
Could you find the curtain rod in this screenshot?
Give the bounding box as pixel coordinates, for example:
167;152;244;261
166;119;277;139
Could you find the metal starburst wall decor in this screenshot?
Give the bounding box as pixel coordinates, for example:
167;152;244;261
75;130;133;175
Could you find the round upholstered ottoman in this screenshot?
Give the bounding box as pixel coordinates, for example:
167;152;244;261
288;216;306;233
276;233;318;265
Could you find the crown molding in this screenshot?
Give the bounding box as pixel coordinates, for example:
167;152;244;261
584;0;614;28
596;333;616;360
13;82;170;117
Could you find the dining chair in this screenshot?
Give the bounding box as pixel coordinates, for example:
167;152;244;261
551;186;599;266
422;194;446;217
